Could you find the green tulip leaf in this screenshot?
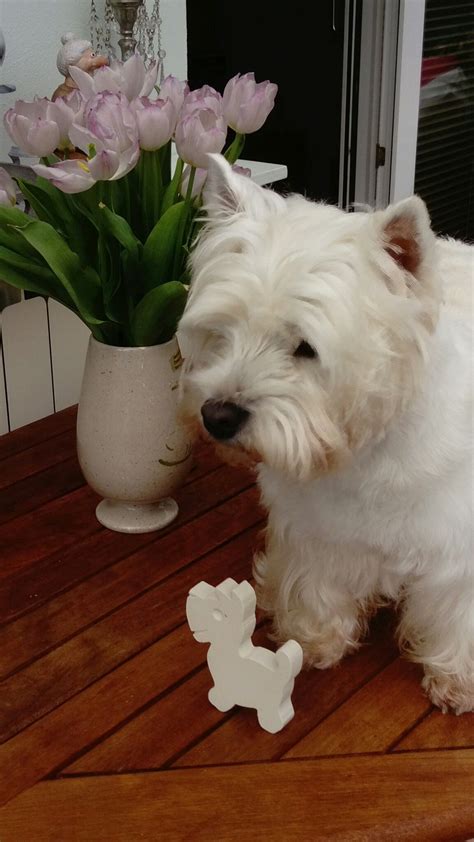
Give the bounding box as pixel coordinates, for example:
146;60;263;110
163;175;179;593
14;218;105;325
98;204;141;261
17;177;72;229
161;158;184;215
0;204;35;228
142;201;188;293
17;177;99;268
0;245;76;309
131;281;187;346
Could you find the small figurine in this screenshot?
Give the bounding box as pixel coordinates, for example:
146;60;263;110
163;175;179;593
186;578;303;733
52;32;108;101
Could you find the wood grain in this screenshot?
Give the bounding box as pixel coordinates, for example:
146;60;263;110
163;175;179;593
0;429;75;491
0;524;259;742
1;407;473;833
0;459;254;623
62;626;270;775
284;657;430;758
0;485;100;580
394;707;474;751
0;406;76;462
0;456;84;526
0;624;201;806
0;487;261;678
1;752;473;841
172;612;398;768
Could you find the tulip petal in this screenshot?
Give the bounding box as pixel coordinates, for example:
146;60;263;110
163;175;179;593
88;149;120;181
140;60;159;97
17;115;60;156
0;167;17;206
69;123;104;156
122;53;146;101
69;65;96;99
32;160;96;194
109;141;140;180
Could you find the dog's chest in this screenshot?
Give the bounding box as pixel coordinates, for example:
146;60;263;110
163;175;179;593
257;452;445;557
261;473;402;548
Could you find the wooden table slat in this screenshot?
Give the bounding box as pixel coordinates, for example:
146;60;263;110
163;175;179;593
0;456;85;527
393;707;474;751
1;753;473;842
172;611;398;769
0;486;261;679
0;624;202;806
0;406;77;462
0;429;76;491
1;407;473;834
0;459;253;588
0;524;259;742
284;657;430;759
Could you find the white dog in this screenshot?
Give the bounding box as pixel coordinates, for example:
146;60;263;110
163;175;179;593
179;155;473;714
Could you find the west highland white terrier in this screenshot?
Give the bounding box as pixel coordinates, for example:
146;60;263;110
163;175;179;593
179;155;474;714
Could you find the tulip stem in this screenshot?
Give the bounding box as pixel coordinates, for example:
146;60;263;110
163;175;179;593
224;133;246;165
172;165;195;281
139;150;164;237
184;167;196;204
153;150;163;222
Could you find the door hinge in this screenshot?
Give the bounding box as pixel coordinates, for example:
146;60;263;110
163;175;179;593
376;143;386;168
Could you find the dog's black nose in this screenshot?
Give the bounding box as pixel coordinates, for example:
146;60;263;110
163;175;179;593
201;400;249;440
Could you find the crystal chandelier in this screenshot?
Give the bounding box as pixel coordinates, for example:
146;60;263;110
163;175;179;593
89;0;165;75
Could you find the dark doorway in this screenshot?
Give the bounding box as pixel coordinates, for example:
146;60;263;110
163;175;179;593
414;0;474;241
186;0;347;203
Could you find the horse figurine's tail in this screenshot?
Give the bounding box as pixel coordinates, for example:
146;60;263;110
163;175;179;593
275;639;304;685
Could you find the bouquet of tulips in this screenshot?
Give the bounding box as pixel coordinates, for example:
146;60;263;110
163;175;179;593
0;55;277;346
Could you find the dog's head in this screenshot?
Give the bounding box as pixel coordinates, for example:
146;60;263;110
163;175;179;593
179;155;441;481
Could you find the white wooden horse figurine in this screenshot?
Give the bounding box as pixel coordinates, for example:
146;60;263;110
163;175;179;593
186;578;303;733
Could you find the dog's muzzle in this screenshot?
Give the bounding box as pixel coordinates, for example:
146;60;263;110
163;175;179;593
201;400;249;441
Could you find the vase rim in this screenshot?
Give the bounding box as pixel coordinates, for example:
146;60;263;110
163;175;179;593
90;335;178;352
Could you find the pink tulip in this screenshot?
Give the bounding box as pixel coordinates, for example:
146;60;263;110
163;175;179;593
69;53;159;102
175;108;227;169
232;164;252;178
55;89;86;127
159;75;189;116
0;167;17;206
81;91;138;151
182;85;223;119
223;73;277;133
32;159;95;193
4;97;76;156
131;96;176;150
32;92;139;192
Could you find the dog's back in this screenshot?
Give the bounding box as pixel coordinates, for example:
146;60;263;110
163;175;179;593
437;237;474;316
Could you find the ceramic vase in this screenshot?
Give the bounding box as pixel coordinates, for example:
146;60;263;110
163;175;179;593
77;335;192;533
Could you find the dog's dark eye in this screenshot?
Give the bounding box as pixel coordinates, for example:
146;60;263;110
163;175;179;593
294;340;317;359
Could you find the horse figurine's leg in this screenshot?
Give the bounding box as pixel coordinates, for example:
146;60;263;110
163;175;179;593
208;684;235;711
257;699;295;734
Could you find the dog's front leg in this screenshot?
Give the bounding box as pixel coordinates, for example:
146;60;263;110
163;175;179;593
400;564;474;714
254;532;380;669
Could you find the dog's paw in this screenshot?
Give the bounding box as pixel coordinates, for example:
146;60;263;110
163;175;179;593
300;631;359;670
271;617;359;670
423;671;474;715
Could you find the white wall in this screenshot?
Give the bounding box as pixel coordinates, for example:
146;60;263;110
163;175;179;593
0;0;187;162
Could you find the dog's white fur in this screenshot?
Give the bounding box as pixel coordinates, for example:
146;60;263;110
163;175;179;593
179;154;474;713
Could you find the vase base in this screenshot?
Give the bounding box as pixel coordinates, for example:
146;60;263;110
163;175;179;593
96;497;179;533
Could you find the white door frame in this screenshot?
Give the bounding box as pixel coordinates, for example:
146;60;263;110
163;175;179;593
351;0;426;209
389;0;426;202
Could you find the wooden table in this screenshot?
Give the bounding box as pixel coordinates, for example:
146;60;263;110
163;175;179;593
0;408;473;840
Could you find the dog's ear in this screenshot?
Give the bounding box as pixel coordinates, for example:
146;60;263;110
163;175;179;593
203;153;281;220
374;196;435;280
